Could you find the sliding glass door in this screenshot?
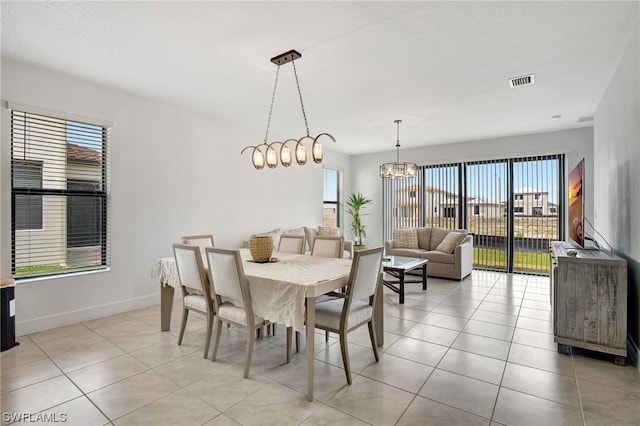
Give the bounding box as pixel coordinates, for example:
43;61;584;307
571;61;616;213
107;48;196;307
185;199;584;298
383;154;562;275
466;160;508;272
511;156;560;273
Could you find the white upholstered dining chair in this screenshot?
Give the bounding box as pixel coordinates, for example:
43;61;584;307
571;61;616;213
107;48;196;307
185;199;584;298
205;247;292;378
172;244;215;358
311;236;344;258
181;234;214;264
313;246;383;384
278;235;306;254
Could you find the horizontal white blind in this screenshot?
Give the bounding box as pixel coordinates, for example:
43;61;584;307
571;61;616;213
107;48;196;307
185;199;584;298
11;109;110;278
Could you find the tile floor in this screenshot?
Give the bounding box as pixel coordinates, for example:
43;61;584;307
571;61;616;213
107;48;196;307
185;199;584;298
2;271;639;425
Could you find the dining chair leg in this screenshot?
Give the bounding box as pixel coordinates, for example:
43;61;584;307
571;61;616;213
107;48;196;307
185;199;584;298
286;327;292;363
177;309;189;345
211;319;223;361
367;321;380;362
244;327;256;378
339;330;352;385
325;330;329;341
203;313;214;358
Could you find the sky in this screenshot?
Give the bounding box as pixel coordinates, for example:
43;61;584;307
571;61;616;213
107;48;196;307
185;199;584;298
67;121;102;150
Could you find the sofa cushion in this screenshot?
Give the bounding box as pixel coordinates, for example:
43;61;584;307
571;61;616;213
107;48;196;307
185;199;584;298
389;248;428;258
416;227;432;249
283;227;306;237
394;229;419;249
435;232;467;253
422;250;456;264
318;226;340;237
429;227;451;250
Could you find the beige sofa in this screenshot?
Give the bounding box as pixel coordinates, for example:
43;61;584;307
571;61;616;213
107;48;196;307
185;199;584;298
384;227;473;280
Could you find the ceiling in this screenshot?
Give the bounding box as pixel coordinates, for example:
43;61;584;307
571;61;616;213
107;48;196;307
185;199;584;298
1;1;638;155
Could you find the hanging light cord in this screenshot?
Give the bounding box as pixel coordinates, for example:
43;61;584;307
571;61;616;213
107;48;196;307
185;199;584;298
395;119;402;164
292;60;310;137
263;65;281;144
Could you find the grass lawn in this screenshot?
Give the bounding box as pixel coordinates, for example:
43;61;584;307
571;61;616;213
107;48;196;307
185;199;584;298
474;247;550;274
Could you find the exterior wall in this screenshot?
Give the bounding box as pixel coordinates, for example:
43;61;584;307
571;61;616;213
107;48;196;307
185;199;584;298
13;116;67;267
513;192;552;216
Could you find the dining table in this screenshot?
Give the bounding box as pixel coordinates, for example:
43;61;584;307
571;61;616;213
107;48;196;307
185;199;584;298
151;248;384;401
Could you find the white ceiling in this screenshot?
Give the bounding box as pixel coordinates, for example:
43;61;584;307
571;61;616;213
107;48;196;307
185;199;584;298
2;1;638;155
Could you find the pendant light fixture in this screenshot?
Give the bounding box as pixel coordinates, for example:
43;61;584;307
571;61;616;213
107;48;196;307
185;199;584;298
241;49;335;169
380;120;418;179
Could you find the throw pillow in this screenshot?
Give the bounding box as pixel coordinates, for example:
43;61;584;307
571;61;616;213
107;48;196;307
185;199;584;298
304;226;318;252
317;226;340;237
393;229;419;249
253;228;282;251
435;232;466;253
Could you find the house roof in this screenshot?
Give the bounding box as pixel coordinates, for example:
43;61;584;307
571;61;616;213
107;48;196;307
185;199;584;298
67;143;101;164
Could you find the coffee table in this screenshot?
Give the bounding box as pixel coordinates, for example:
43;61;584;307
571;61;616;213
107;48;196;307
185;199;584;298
382;256;428;304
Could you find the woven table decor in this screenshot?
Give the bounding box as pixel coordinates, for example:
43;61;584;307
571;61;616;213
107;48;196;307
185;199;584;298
248;235;273;263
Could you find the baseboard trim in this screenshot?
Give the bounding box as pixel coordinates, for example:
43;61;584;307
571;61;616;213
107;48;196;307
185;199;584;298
628;335;639;371
15;293;160;336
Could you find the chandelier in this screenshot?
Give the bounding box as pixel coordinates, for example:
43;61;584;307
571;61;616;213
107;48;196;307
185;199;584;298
380;120;418;179
241;49;335;169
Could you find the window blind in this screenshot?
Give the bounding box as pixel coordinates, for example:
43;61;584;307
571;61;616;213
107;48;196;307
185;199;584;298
11;109;110;278
383;154;562;275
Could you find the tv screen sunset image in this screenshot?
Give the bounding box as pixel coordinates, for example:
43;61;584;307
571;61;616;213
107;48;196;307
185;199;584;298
568;160;584;247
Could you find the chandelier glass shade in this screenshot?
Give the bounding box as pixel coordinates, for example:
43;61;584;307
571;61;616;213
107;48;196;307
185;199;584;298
380;120;418;179
241;50;335;170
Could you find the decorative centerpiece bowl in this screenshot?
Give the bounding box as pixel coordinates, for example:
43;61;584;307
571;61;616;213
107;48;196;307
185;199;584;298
248;235;273;263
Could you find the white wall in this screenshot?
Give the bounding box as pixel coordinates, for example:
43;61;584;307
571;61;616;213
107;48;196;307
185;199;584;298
593;20;640;353
0;60;351;335
351;127;594;246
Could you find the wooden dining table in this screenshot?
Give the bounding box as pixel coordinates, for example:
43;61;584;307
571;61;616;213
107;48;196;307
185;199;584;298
152;248;384;401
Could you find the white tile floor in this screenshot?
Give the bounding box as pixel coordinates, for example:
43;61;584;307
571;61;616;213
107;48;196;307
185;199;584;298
2;271;640;425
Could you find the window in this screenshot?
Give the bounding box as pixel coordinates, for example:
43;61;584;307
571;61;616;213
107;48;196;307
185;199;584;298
382;154;562;275
13;161;43;230
11;108;110;278
443;207;456;218
323;168;341;227
409;190;416;198
534;193;540;200
67;179;102;248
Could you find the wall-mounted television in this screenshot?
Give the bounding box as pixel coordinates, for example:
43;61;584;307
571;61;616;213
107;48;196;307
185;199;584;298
567;158;584;247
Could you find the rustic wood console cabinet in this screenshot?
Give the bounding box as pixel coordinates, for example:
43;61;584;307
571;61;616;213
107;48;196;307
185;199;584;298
550;241;627;365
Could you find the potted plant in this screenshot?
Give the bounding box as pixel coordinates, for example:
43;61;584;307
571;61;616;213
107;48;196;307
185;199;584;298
346;192;373;246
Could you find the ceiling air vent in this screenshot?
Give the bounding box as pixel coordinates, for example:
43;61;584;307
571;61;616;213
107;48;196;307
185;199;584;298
578;115;594;123
509;74;535;88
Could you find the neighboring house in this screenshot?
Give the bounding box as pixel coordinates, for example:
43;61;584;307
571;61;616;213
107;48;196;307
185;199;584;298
513;187;557;216
466;196;503;219
393;184;460;222
392;184;558;223
14;136;102;269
